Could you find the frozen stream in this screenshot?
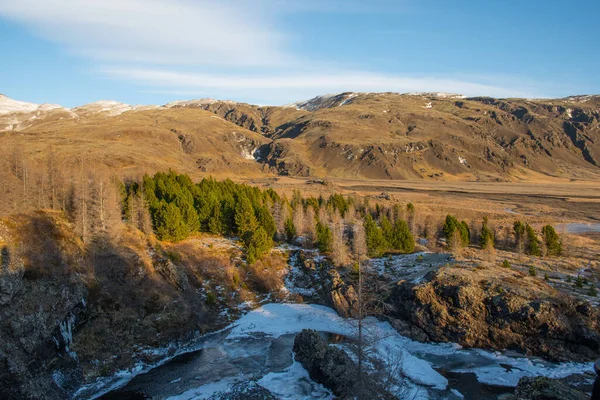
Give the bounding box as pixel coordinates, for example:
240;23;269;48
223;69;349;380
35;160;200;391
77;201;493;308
556;222;600;234
92;252;594;400
97;303;592;400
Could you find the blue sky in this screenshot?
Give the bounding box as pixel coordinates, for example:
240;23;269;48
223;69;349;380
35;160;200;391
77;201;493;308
0;0;598;107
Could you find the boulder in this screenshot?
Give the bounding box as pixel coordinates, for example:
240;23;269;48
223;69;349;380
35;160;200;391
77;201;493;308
293;329;357;397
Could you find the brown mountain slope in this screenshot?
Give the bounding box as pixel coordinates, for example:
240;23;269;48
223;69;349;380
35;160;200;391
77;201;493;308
0;93;599;182
157;93;600;181
0;106;268;179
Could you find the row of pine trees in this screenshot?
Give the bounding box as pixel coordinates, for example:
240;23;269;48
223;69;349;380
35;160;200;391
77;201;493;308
122;171;418;264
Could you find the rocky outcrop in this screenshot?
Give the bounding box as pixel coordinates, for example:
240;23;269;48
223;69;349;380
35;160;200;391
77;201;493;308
501;376;589;400
390;266;600;362
293;329;358;398
293;329;395;399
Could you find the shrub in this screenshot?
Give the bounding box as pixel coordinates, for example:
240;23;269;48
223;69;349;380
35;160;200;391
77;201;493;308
205;292;217;305
544;273;549;281
566;275;572;283
528;265;537;276
501;260;511;269
245;254;286;293
575;275;584;288
589;285;597;297
165;250;182;263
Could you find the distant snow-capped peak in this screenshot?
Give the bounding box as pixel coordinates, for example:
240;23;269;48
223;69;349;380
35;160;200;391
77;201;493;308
72;100;158;116
0;94;63;115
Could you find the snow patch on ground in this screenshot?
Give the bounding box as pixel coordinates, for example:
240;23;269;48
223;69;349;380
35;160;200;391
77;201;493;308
458;155;468;166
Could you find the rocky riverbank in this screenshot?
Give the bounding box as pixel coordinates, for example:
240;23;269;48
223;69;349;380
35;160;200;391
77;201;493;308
286;249;600;363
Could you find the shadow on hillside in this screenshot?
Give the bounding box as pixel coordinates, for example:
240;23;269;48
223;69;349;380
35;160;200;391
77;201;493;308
19;214;72;279
1;246;9;270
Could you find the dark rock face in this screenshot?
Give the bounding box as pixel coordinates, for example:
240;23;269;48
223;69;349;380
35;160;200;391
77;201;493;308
0;213;236;400
293;329;358;397
502;376;589;400
390;268;600;362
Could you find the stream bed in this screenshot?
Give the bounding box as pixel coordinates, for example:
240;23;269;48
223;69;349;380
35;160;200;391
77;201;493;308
97;303;593;400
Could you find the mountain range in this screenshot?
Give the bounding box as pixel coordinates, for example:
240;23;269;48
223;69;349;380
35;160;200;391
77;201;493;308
1;92;599;182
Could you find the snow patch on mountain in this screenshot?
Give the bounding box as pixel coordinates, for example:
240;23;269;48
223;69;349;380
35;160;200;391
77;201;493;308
286;92;360;111
406;92;466;99
165;98;239;108
563;94;600;103
71;101;158;116
0;94;62;115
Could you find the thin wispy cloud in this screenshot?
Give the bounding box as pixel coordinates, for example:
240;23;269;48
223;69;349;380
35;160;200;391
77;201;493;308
0;0;550;103
102;67;538;99
0;0;287;66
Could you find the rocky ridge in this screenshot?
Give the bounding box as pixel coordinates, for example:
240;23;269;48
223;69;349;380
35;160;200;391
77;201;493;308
1;92;599;181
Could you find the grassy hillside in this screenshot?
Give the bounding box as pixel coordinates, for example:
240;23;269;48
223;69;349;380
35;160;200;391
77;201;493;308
1;93;599;183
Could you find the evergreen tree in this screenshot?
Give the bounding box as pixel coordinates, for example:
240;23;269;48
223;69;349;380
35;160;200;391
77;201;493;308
154;202;188;242
443;215;470;247
380;215;394;244
480;217;495;250
513;220;526;254
459;221;471;246
246;226;273;264
234;195;258;237
390;219;415;253
328;193;348;217
364;214;388;257
256;205;276;239
542;225;562;256
284;217;297;243
526;224;541;256
175;194;200;233
315;221;333;253
207;202;224;234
